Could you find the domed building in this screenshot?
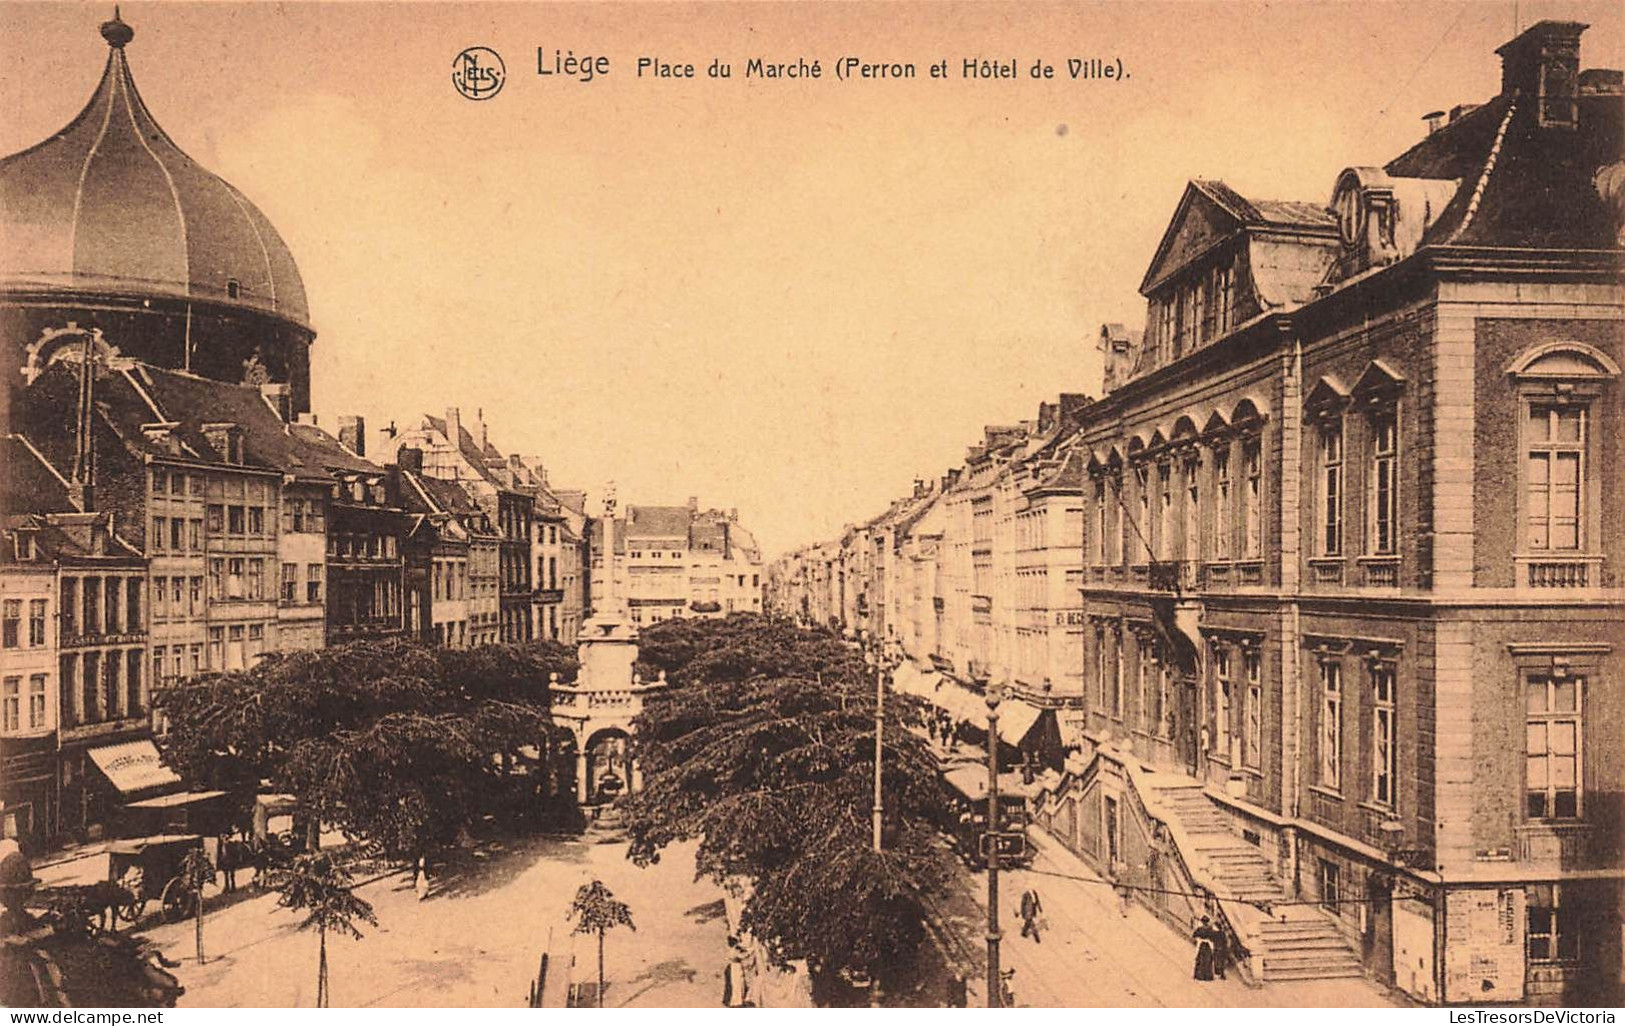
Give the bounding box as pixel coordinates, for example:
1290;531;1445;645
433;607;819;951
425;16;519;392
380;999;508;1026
1;10;314;427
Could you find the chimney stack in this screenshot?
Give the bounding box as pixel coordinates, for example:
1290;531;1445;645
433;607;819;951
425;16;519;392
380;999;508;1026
338;415;365;457
297;412;318;427
1422;109;1446;135
260;382;293;422
687;495;699;512
444;407;462;447
1497;20;1586;127
475;407;488;451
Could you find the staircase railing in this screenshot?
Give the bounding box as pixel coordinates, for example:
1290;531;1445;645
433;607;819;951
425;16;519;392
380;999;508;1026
1118;759;1261;987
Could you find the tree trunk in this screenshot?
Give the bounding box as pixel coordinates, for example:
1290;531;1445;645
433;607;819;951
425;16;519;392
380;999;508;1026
317;928;328;1008
597;928;606;1008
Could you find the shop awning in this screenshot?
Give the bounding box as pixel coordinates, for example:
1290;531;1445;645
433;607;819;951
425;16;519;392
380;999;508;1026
1057;715;1088;750
932;680;987;724
88;740;182;795
995;698;1044;746
125;789;228;810
890;660;931;698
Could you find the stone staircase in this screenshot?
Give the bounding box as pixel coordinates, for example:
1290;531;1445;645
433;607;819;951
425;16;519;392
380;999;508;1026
1149;780;1365;983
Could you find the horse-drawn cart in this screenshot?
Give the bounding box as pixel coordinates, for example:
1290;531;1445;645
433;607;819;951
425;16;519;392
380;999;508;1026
106;833;207;924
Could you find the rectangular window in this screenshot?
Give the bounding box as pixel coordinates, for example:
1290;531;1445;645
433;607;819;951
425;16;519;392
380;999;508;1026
1213;645;1232;757
2;676;19;731
189;519;202;551
1113;629;1125;718
1244;650;1262;769
210;558;225;599
1526;885;1581;964
307;564;323;604
282;563;298;603
1134;466;1150;563
1;600;19;648
1137;639;1152;733
1214;449;1231;560
1320;420;1344;556
1094;480;1108;564
248;506;265;535
228;506;245;535
153;646;167;685
207;505;224;534
126;649;142;715
1318;858;1342;913
82;577;100;635
247;559;264;600
1243;440;1262;559
1372;663;1397;807
27;674;45;729
27;599;46;647
170;517;184;552
1525;404;1585;551
155;577;169;618
1157;463;1173;561
60;579;76;637
208;626;225;670
1183;458;1200;563
126;578;141;629
1319;660;1343;789
189;577;202;614
104;578;121;634
1370;412;1398;555
1527;674;1582;820
1095;627;1108;708
151;517;165;552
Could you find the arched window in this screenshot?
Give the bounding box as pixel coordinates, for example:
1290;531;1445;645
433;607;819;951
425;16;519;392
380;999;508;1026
1507;342;1618;587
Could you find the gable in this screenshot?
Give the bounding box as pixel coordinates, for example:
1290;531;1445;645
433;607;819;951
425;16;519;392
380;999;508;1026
1139;185;1244;296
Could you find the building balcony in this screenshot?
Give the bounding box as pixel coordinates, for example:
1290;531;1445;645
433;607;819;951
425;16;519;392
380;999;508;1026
1517;554;1604;589
1516;822;1597;869
690;601;722;613
1357;556;1400;588
534;588;565;603
1147;560;1199;594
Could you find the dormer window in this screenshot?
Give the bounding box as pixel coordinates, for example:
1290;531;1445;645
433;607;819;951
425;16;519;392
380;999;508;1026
12;532;36;561
203;423;245;465
226;278;241;299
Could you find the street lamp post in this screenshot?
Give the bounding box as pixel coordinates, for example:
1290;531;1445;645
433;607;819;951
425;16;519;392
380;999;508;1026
985;684;1003;1008
872;651;886;852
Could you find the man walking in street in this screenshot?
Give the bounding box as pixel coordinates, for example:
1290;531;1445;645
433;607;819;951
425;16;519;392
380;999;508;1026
1018;888;1043;944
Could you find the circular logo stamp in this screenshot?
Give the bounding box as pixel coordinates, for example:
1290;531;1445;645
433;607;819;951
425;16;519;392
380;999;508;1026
453;46;506;100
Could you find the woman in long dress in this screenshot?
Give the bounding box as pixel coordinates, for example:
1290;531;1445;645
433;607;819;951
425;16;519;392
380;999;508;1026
1192;916;1220;981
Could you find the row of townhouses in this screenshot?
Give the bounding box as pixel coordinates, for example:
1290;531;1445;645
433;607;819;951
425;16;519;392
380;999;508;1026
0;14;760;855
770;21;1623;1007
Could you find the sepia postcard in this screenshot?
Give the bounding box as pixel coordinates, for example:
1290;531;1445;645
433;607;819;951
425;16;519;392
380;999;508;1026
1;0;1622;1012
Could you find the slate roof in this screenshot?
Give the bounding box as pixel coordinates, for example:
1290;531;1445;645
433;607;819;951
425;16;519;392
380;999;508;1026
625;505;691;539
1191;180;1335;229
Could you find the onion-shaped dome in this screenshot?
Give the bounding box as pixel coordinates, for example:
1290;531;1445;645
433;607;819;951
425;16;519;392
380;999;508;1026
0;10;309;328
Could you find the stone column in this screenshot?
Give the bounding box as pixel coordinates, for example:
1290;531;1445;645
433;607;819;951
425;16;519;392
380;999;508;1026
576;749;589;804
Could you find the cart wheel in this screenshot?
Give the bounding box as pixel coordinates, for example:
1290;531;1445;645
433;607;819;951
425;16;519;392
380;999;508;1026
118;893;142;925
160;878;195;922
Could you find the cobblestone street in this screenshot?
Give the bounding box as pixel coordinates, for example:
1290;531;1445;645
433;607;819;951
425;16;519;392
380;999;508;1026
139;835;730;1008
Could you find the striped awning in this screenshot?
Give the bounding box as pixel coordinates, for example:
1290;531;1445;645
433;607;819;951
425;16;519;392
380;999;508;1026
87;740;181;795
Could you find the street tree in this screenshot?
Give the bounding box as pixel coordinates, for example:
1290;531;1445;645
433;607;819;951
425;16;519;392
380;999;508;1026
621;616;953;992
154;639;577;863
567;879;636;1007
269;852;378;1008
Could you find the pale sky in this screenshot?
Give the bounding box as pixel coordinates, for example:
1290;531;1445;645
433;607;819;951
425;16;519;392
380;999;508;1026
4;1;1620;556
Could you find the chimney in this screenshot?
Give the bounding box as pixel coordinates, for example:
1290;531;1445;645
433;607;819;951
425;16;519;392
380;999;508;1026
260;382;293;422
508;454;524;477
444;407;462;447
475;407;488;451
297;412;318;427
397;446;424;474
338;415;365;457
1449;102;1480;123
1496;20;1586;127
529;456;547;485
1422;109;1446;134
687;495;699;512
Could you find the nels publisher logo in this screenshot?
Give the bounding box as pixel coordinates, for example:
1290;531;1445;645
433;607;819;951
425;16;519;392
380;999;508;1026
453;46;505;100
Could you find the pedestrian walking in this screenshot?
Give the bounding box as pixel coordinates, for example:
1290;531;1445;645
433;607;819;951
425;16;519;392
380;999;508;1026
1018;888;1044;944
216;834;237;893
1111;858;1132;917
1192;915;1221;981
1212;921;1230;980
